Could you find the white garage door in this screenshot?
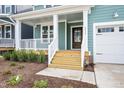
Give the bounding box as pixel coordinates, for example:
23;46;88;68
95;24;124;64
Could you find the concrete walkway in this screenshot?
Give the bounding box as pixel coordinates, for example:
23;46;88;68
95;64;124;88
36;68;96;85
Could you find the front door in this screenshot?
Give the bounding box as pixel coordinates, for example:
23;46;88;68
72;27;82;49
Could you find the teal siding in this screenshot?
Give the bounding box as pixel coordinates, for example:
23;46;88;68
88;5;124;54
59;22;65;50
67;22;83;50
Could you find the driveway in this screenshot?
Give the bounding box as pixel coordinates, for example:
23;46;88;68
95;64;124;88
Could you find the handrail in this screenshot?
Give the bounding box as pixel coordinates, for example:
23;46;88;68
48;37;57;64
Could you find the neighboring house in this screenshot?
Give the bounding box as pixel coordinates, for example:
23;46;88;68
0;5;33;50
11;5;124;70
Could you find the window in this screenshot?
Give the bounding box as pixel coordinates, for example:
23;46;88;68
42;25;53;43
98;27;114;33
5;25;11;39
5;5;11;14
0;26;2;38
119;27;124;32
34;25;41;38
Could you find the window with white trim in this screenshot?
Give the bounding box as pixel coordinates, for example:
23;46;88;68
5;25;11;39
98;27;114;33
5;5;11;14
34;24;41;38
119;27;124;32
0;26;2;38
42;25;53;43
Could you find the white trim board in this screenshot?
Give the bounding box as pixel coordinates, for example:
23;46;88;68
70;25;83;50
93;21;124;64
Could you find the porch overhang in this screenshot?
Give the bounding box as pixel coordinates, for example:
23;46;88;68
11;5;94;21
0;14;15;25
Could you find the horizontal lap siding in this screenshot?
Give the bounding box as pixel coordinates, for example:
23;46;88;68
59;22;65;50
88;5;124;55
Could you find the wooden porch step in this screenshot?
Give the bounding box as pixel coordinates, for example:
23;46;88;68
53;57;81;61
52;61;81;66
0;47;15;51
48;64;83;70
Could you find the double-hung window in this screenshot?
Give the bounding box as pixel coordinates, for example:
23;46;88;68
5;5;11;14
42;25;53;43
0;26;2;38
5;25;11;39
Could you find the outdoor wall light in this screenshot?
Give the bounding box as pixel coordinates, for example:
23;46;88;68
113;11;119;18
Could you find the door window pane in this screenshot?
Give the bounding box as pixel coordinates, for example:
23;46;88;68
74;30;81;42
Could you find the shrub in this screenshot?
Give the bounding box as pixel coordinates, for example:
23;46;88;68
3;70;12;75
3;51;11;60
17;50;28;62
7;75;22;86
33;80;48;88
10;62;17;66
38;51;45;63
18;65;25;69
10;51;18;61
28;50;37;62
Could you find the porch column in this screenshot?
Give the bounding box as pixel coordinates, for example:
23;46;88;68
53;14;59;50
15;20;21;50
83;10;88;51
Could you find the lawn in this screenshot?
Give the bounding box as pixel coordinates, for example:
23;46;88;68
0;59;96;88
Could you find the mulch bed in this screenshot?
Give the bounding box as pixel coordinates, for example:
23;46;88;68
0;59;96;88
83;63;95;72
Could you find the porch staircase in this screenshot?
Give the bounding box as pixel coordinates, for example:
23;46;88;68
48;50;83;70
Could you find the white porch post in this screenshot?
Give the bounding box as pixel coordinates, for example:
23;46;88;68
15;20;21;50
83;10;88;51
53;14;59;50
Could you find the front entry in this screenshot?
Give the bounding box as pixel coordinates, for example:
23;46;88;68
72;26;82;49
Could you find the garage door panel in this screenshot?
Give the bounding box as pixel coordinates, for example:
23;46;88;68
95;25;124;64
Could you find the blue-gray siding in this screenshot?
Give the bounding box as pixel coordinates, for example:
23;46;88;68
88;5;124;54
21;23;33;39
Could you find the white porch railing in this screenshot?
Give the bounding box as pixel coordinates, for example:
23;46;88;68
81;27;86;67
48;37;57;64
0;39;15;47
20;39;36;49
20;39;51;50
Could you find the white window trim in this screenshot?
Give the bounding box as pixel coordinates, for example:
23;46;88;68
4;25;12;39
34;22;53;44
70;25;83;50
93;21;124;63
0;26;2;39
4;5;12;14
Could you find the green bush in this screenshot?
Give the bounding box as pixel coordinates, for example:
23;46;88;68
3;70;12;75
10;51;18;61
28;50;37;62
38;51;45;63
17;50;28;62
10;62;17;66
7;75;22;86
33;80;48;88
3;52;11;60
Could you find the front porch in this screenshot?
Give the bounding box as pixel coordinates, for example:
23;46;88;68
14;5;90;70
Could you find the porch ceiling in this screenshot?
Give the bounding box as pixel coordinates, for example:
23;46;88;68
22;12;83;26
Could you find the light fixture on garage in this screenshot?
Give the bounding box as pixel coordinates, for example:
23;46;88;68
113;11;119;18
